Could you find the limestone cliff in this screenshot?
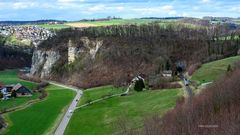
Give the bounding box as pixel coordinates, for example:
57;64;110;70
30;50;60;78
30;37;104;78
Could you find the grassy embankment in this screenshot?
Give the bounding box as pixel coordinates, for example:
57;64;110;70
191;55;240;84
65;86;182;135
0;70;76;135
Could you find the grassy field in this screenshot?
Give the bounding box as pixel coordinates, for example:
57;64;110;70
3;85;76;135
79;85;125;106
30;19;184;29
64;87;181;135
0;70;38;111
192;56;240;84
0;70;36;89
66;19;157;27
36;24;71;29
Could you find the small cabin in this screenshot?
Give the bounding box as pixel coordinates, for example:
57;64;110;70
12;83;32;96
162;70;172;77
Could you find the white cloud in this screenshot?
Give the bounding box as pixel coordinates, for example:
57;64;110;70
13;2;37;9
88;4;106;12
169;10;177;16
230;6;240;13
116;6;124;11
132;5;177;16
162;5;174;12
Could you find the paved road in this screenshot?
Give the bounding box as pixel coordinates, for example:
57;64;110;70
49;81;82;135
179;74;193;98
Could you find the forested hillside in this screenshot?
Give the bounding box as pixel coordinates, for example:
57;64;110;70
33;23;240;88
0;36;32;70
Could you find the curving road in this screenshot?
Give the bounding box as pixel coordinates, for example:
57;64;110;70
48;81;82;135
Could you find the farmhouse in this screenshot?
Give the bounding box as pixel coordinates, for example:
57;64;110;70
0;83;32;100
12;83;32;96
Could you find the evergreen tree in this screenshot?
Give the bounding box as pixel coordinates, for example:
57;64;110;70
134;78;145;92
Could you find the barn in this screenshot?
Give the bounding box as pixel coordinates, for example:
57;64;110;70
12;83;32;96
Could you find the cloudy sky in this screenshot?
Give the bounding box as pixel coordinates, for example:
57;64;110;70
0;0;239;21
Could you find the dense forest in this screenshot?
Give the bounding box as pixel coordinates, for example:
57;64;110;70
37;23;240;88
0;36;32;70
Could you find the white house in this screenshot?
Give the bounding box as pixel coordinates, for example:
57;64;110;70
162;70;173;77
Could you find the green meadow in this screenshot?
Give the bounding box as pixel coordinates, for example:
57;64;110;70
3;85;75;135
0;70;76;135
66;19;158;27
192;56;240;84
65;87;181;135
78;85;125;106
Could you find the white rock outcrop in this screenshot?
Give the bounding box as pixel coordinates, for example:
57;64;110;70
30;50;60;78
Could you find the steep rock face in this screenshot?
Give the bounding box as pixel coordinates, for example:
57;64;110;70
80;37;103;59
30;50;60;78
30;37;103;78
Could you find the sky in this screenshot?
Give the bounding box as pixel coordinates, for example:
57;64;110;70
0;0;239;21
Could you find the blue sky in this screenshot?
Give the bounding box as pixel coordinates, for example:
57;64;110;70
0;0;239;21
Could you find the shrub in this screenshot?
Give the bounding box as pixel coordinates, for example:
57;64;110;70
187;63;202;76
38;89;47;100
0;115;6;130
85;99;92;104
35;81;49;91
134;79;145;92
151;82;182;90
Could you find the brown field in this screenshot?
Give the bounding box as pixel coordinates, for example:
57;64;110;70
66;23;98;28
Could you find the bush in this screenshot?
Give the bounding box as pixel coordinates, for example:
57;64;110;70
0;115;6;130
187;63;202;76
85;99;92;104
35;81;49;91
151;82;182;90
38;89;47;100
134;79;145;92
